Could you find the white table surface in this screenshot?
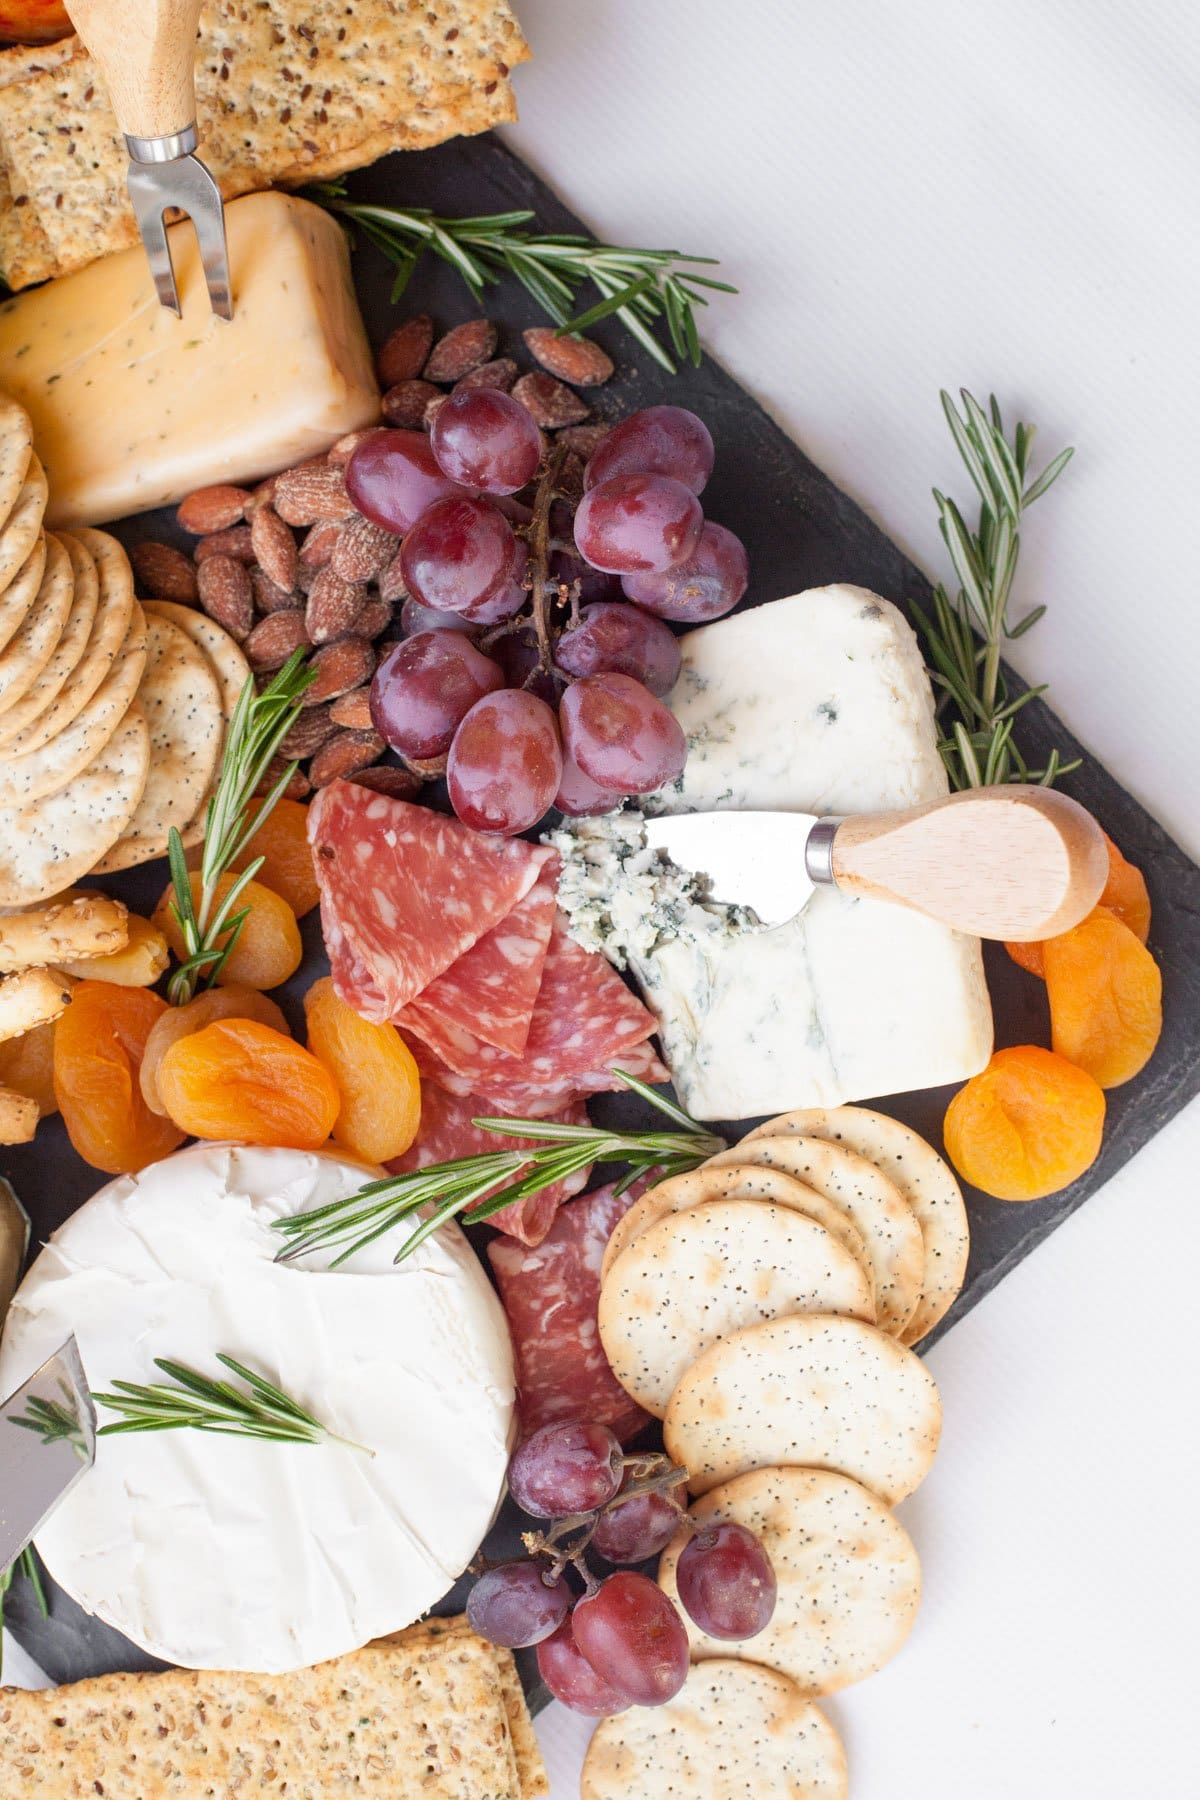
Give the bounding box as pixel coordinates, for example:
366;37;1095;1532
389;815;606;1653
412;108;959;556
5;5;1199;1794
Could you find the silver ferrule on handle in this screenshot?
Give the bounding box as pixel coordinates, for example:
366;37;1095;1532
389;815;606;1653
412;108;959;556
125;124;199;162
804;816;843;887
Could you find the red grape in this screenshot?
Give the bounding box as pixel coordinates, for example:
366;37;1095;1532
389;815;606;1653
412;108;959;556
574;474;704;575
591;1482;689;1564
431;388;543;494
509;1421;623;1518
571;1571;690;1706
400;597;478;636
559;672;687;794
674;1522;777;1641
370;631;502;759
466;1560;572;1650
554;750;623;818
549;548;623;606
448;689;563;834
622;520;749;623
345;429;466;534
537;1618;630;1717
556;602;682;698
584;406;715;495
400;495;526;623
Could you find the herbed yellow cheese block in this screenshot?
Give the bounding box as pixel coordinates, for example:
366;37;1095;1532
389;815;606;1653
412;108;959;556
0;192;380;527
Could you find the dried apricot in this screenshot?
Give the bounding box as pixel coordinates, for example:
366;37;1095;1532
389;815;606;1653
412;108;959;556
304;976;420;1164
1043;908;1162;1088
53;981;186;1174
0;1015;62;1115
188;797;319;918
1007;830;1150;977
157;1018;339;1149
56;914;170;987
139;986;291;1116
153;872;302;991
944;1045;1105;1201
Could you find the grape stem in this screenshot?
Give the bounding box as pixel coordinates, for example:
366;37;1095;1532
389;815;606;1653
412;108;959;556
520;1452;692;1583
526;441;569;679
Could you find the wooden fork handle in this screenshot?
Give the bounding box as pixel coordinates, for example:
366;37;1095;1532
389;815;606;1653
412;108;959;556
829;785;1109;940
66;0;202;142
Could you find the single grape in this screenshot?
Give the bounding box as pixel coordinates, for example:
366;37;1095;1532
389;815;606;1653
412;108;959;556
548;547;622;606
430;388;543;494
447;688;563;834
400;596;478;637
370;631;503;759
345;429;466;534
571;1571;690;1707
621;521;749;623
556;602;682;698
674;1521;777;1641
466;1560;572;1650
574;474;704;575
559;672;687;794
509;1421;623;1518
591;1481;689;1564
584;406;715;495
400;495;526;623
537;1618;630;1717
490;626;557;705
554;750;623;818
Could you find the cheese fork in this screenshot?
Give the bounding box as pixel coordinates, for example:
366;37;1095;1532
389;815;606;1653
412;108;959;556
643;784;1109;939
65;0;232;319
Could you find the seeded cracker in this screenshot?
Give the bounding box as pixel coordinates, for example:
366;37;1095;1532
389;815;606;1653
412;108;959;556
141;598;250;726
0;36;80;288
0;534;46;658
0;393;33;531
0;531;132;756
0;452;47;597
0;515;72;713
0;531;98;746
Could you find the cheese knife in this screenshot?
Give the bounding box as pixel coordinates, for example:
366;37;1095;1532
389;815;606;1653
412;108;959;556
642;784;1109;939
65;0;232;319
0;1338;96;1574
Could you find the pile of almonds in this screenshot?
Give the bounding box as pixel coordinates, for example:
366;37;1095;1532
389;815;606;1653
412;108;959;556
128;316;618;798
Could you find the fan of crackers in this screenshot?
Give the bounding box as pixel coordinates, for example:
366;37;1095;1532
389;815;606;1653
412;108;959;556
0;395;246;1142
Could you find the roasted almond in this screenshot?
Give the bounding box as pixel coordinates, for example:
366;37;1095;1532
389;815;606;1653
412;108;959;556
303;637;377;706
378;548;409;605
329;686;373;730
308;728;386;787
424;318;499;383
244;475;279;516
305;567;367;645
273;463;355;527
299;519;343;569
250;506;299;592
331;515;398;583
194;525;255;564
349;764;423;799
523;327;614;387
381;379;445;429
350;596;394;641
255;755;311;801
279;702;340;760
452;357;520;395
245;609;310;671
129;540;198;603
556;422;612;459
377;314;435;387
512;371;590;428
177;484;251;535
327;428;383;467
196;555;254;641
250;566;301;615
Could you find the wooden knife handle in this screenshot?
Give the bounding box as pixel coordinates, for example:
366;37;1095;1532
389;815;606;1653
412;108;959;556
65;0;202;141
830;786;1109;940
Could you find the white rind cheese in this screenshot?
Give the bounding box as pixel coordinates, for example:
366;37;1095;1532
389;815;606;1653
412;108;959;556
0;1143;515;1674
552;588;992;1120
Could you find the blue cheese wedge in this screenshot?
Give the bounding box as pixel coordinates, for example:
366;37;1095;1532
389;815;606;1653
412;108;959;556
551;587;992;1120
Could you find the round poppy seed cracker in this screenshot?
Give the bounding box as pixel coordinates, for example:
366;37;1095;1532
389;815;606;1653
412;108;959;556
0;525;74;713
0;398;33;540
0;605;147;806
658;1466;921;1695
706;1137;924;1335
141;601;250;726
581;1660;847;1800
599;1201;875;1417
0;454;47;600
4;533;136;756
748;1106;969;1346
0;704;150;906
0;534;46;658
663;1314;942;1504
0;532;99;749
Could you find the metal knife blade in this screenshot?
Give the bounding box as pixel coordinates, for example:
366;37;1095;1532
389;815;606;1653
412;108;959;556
643;810;823;928
0;1337;96;1572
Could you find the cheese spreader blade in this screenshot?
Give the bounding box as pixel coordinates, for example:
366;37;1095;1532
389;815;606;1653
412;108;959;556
0;1337;96;1574
642;784;1109;941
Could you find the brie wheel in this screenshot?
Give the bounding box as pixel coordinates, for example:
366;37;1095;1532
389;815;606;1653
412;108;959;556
0;1143;516;1673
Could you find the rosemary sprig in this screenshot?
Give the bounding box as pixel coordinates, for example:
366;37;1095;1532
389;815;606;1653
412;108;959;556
910;390;1076;790
309;182;736;375
273;1072;724;1267
91;1354;372;1457
166;651;316;1004
12;1391;90;1460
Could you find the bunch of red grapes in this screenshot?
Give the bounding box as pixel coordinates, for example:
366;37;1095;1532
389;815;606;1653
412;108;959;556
345;400;748;835
465;1420;776;1717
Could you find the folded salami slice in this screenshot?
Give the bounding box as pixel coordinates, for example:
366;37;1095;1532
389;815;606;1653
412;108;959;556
488;1178;656;1444
396;857;559;1059
308;782;553;1021
386;1081;592;1247
405;1027;671;1119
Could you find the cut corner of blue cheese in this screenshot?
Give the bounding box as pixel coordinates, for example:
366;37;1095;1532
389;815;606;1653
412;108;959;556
551;586;994;1120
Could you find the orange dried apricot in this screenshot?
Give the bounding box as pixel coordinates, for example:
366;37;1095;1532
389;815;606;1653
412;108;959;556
943;1045;1105;1201
1007;830;1150;978
157;1018;340;1149
189;797;319;919
304;976;421;1164
1043;908;1162;1088
0;1016;61;1116
53;981;186;1174
139;986;292;1116
153;872;302;991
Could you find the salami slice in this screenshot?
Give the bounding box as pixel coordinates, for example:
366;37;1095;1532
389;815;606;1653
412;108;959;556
488;1178;656;1444
308;781;552;1021
396;857;559;1058
386;1081;592;1246
404;1028;671;1119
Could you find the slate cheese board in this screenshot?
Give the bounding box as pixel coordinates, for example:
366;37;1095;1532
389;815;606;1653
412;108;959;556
3;133;1199;1704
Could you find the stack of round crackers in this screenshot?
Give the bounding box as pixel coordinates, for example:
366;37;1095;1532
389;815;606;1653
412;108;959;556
0;398;247;905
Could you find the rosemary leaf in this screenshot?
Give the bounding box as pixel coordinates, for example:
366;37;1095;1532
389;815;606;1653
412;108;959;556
91;1355;372;1457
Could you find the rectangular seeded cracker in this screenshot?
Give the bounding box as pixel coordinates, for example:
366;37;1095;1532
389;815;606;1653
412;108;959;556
0;37;83;289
